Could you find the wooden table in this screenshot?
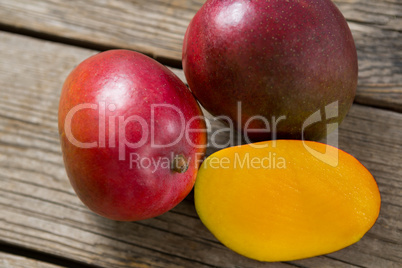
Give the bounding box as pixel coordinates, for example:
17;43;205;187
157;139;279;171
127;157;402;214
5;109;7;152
0;0;401;267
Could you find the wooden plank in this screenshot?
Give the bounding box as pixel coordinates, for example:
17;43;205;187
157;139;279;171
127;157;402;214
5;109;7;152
0;0;202;64
0;0;400;111
0;31;401;267
0;252;64;268
0;31;296;268
335;0;402;112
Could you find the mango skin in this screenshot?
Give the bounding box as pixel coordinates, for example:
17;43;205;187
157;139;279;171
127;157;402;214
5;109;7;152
183;0;358;141
59;50;206;221
195;140;381;262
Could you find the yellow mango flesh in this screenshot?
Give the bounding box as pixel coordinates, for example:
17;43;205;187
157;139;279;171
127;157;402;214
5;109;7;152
194;140;381;262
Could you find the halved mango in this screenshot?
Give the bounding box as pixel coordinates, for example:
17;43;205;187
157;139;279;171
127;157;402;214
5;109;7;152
194;140;381;262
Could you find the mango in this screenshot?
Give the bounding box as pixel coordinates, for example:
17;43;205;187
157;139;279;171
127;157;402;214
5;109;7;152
183;0;358;141
194;140;380;261
59;50;207;221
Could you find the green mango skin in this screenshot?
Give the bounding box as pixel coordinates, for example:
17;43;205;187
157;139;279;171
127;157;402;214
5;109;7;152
183;0;358;141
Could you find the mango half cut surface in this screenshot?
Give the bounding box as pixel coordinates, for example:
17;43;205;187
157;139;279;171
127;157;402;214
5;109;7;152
194;140;381;262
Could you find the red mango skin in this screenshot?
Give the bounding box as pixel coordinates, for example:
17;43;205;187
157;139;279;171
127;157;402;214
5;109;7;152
183;0;358;141
59;50;206;221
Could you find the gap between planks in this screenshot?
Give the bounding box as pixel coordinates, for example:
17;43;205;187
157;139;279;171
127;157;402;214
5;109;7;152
0;27;401;268
0;242;99;268
0;0;400;111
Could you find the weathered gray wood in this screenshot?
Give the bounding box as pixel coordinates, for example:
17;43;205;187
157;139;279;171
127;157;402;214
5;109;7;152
0;0;201;63
0;31;297;268
0;0;400;111
0;31;401;267
336;0;402;112
0;252;64;268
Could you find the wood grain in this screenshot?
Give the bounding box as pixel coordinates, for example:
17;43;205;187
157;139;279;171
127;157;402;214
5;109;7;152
0;0;400;111
336;0;402;112
0;0;202;64
0;252;64;268
0;30;401;267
